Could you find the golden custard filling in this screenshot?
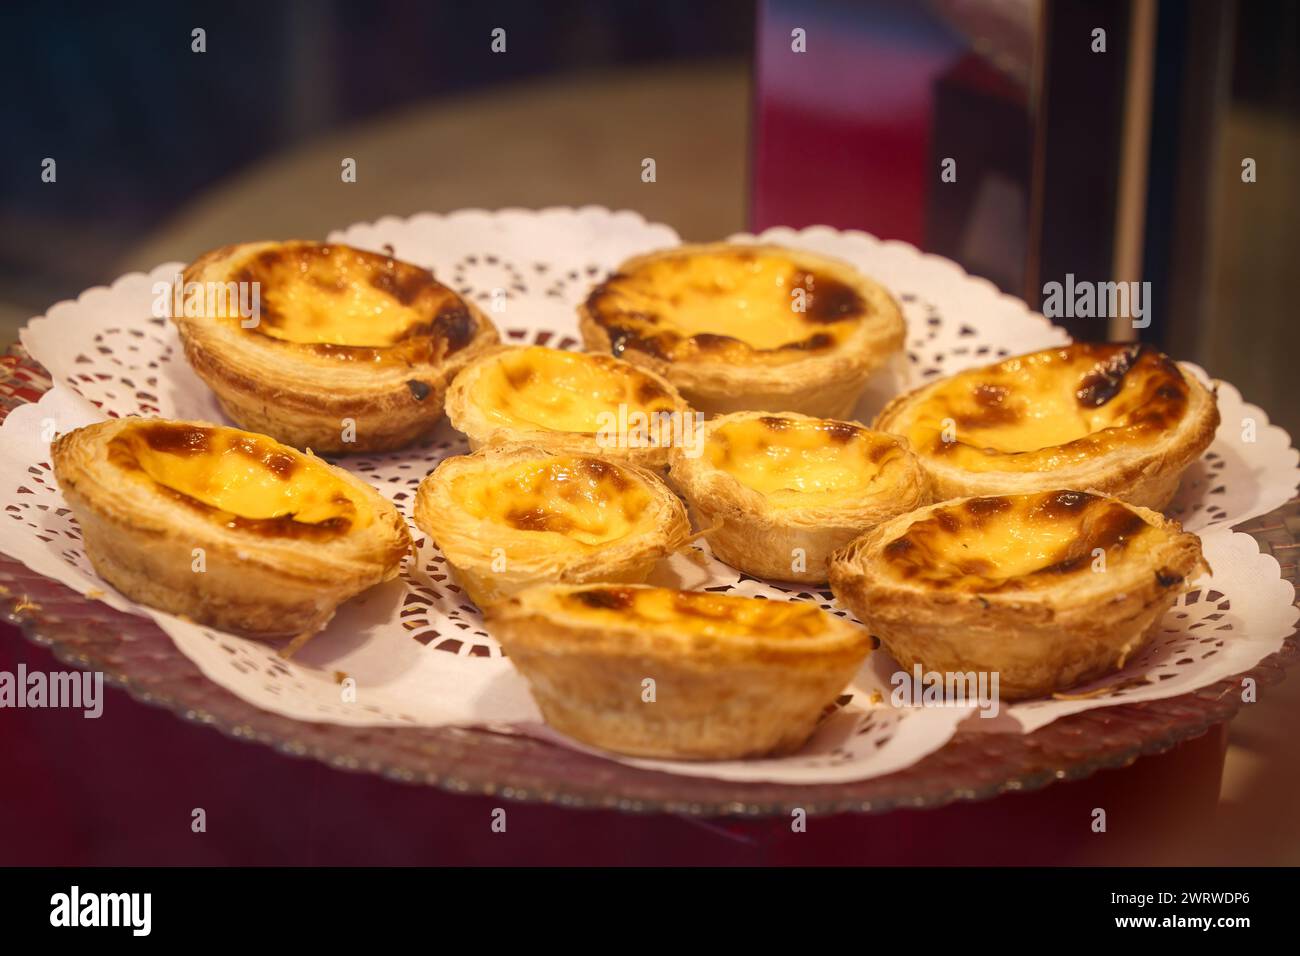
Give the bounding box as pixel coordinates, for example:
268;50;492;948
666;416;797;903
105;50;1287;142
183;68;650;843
881;491;1166;591
586;250;866;362
898;344;1190;472
108;422;368;535
554;586;828;638
471;346;679;434
707;416;907;507
196;242;477;359
449;456;654;547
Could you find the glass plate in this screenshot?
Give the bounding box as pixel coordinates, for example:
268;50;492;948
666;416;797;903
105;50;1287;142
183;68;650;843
2;346;1295;816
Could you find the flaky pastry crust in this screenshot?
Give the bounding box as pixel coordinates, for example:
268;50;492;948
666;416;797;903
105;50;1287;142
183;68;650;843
579;242;906;417
873;343;1220;509
668;410;929;583
413;444;690;606
52;418;410;640
173;240;499;453
486;583;872;759
828;490;1208;699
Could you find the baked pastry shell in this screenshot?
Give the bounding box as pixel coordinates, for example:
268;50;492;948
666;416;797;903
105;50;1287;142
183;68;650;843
873;356;1220;510
668;410;930;584
579;242;906;418
51;418;411;640
173;241;500;453
486;583;873;760
828;494;1209;699
444;345;692;470
413;444;691;606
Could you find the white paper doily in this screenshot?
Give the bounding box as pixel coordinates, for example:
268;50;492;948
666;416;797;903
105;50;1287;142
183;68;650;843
3;207;1297;785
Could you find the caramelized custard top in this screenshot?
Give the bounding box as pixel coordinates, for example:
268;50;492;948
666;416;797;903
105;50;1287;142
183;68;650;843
448;455;654;546
202;241;478;365
108;421;368;538
706;415;909;506
554;585;829;638
469;346;680;434
879;490;1177;592
585;249;869;365
892;344;1191;472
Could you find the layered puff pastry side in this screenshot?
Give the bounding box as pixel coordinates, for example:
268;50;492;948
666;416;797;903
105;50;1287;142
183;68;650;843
52;418;410;640
829;490;1207;700
487;583;872;760
580;243;905;418
668;410;929;584
874;343;1220;509
173;240;499;453
414;444;691;606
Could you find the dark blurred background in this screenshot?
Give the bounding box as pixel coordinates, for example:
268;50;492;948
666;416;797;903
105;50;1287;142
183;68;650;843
0;0;754;339
3;1;1295;438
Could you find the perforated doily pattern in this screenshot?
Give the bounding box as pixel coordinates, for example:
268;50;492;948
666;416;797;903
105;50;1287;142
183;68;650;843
4;208;1298;786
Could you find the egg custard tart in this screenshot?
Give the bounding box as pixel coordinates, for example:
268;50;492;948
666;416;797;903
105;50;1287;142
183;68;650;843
173;240;499;453
579;243;906;417
828;490;1207;700
487;583;872;759
873;343;1219;509
445;345;691;469
52;419;410;640
669;411;928;584
413;445;690;606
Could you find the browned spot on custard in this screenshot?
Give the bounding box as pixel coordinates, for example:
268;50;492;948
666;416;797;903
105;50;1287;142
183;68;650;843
800;272;866;323
956;382;1020;428
576;457;629;490
368;260;437;306
965;496;1011;524
1037;490;1095;518
262;450;298;480
226;435;300;480
505;507;573;534
759;416;792;432
503;362;535;390
935;510;960;534
605;321;674;361
1076;343;1144;408
671;592;743;624
571;587;634;611
254;248;286;270
1037;507;1147;576
139;422;213;457
883;537;914;559
823;421;861;443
